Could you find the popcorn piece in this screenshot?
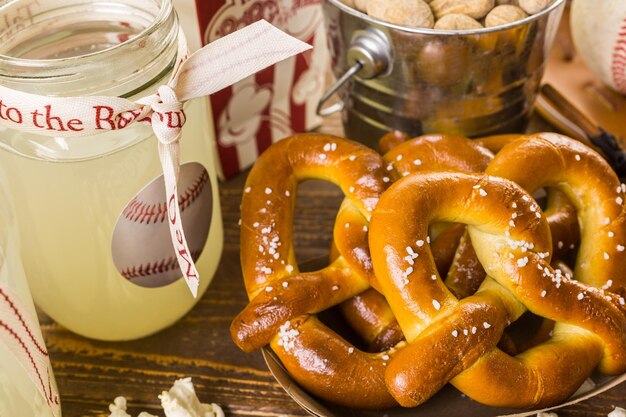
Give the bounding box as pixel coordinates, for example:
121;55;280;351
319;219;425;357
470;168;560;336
608;407;626;417
109;397;136;417
107;378;224;417
159;378;225;417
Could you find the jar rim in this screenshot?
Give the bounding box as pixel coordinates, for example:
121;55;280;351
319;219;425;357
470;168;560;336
0;0;179;98
0;0;173;66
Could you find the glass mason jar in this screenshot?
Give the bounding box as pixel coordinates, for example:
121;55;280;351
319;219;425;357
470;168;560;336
0;0;224;340
0;180;60;417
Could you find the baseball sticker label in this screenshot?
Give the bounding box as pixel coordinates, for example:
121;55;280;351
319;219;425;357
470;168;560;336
111;162;213;288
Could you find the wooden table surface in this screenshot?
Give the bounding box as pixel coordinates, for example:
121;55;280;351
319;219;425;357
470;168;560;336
41;113;626;416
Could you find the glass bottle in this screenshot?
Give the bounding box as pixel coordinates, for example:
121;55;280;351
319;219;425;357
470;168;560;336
0;0;224;340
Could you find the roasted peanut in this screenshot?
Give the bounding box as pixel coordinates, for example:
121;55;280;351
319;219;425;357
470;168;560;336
434;13;484;30
367;0;435;28
430;0;495;19
354;0;368;12
485;5;528;27
518;0;554;14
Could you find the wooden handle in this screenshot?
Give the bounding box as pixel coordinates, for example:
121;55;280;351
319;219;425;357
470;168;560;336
540;84;601;139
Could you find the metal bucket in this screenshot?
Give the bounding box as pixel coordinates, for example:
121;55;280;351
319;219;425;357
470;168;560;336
319;0;566;149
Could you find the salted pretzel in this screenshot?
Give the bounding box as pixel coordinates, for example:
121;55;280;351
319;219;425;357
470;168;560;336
234;132;496;404
384;132;579;296
232;133;402;408
370;133;626;408
233;131;626;409
485;133;626;289
340;133;580;352
477;134;580;260
337;133;493;351
383;133;495;298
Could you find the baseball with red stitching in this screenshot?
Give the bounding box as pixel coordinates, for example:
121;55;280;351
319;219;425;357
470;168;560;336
571;0;626;95
111;162;213;288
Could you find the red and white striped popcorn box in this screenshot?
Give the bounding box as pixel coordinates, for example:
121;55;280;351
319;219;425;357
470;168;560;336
174;0;329;179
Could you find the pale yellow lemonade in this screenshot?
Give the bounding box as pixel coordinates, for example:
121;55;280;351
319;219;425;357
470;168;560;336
0;98;224;341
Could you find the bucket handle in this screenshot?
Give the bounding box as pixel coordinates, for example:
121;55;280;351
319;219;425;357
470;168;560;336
316;28;392;117
317;61;363;117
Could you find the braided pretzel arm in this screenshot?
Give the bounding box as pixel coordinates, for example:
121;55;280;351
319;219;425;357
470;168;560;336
543;189;580;259
232;133;401;409
328;233;405;353
338;288;405;352
454;134;626;405
384;133;493;178
477;134;580;260
510;261;575;354
429;223;468;275
339;134;579;353
370;171;626;408
337;223;474;352
485;133;626;289
336;134;493;351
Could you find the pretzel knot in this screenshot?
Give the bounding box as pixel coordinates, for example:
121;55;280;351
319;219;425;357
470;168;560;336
370;134;626;408
233;132;626;410
338;133;580;354
232;133;399;408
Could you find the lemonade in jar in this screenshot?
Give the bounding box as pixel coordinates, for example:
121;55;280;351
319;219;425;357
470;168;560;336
0;0;224;340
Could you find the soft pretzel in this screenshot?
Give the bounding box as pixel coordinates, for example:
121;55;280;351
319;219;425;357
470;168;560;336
485;132;626;288
477;134;580;260
384;132;580;297
370;136;626;408
232;133;398;408
233;131;626;410
336;133;493;351
234;132;498;405
338;288;404;352
339;133;580;352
